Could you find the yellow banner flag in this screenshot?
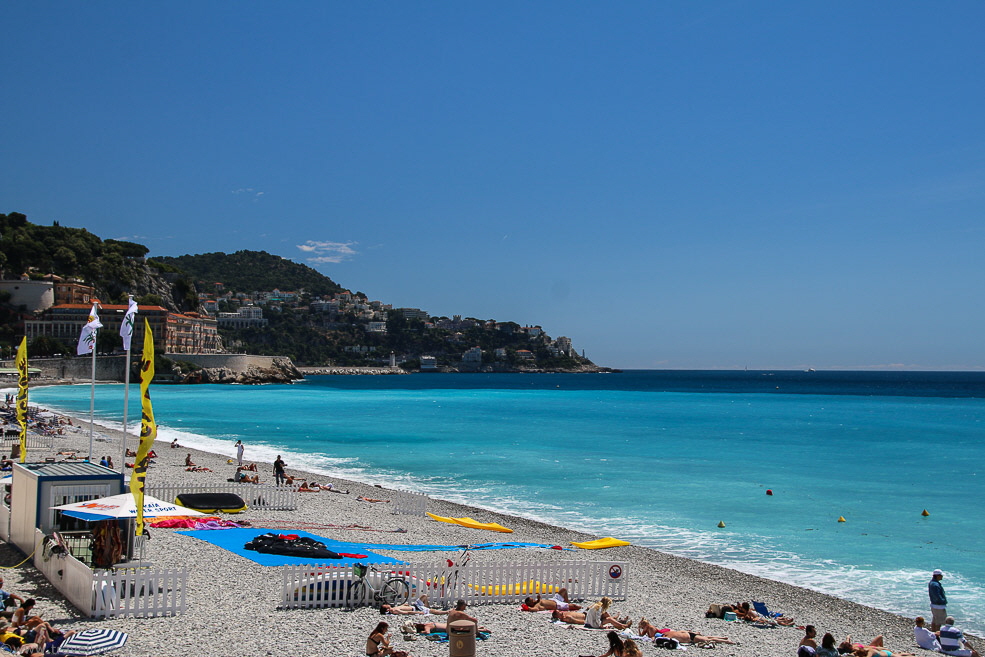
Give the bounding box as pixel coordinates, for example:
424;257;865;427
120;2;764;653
129;319;157;536
15;337;28;463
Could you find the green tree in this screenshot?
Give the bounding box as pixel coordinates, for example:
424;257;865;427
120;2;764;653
28;335;71;357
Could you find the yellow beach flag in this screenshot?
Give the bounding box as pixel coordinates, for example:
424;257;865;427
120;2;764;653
129;319;157;536
15;337;29;463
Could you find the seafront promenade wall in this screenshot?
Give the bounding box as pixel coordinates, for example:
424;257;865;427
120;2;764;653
2;354;292;383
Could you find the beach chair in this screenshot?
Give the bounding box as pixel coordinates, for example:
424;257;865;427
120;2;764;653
751;600;784;621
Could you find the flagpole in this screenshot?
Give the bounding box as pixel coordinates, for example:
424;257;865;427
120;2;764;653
88;344;96;462
119;296;137;473
120;344;131;472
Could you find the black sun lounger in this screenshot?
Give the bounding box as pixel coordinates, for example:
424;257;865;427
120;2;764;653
175;492;247;513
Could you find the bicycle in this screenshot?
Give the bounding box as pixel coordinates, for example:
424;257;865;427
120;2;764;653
347;563;410;608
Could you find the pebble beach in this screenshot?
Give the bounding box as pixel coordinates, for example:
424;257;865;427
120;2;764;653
0;405;956;657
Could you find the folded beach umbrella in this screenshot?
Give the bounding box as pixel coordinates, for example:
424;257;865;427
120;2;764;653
58;628;129;655
51;492;206;521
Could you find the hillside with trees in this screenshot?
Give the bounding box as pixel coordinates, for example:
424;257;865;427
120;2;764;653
1;212;602;372
152;251;343;298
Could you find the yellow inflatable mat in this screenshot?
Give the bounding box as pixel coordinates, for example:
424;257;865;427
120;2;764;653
469;579;560;595
426;512;513;533
571;537;630;550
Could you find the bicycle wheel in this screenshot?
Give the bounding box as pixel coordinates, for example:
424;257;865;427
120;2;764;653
380;577;410;605
348;579;370;607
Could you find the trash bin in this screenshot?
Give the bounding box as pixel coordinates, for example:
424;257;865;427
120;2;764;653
448;620;476;657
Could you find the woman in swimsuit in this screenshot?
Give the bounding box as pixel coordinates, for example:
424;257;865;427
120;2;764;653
366;622;392;656
637;618;737;645
622;639;643;657
838;635;917;657
584;597;631;630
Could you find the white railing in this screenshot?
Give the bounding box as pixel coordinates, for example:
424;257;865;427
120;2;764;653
146;482;298;511
280;560;628;610
0;430;55;449
32;528;188;618
391;490;428;516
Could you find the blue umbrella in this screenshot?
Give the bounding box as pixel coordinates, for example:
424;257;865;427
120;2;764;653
57;629;129;656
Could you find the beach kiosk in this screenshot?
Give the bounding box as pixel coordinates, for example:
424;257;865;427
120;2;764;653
8;461;124;559
5;461;187;618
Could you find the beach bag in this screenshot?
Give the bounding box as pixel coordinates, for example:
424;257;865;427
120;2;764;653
706;603;723;618
655;637;680;650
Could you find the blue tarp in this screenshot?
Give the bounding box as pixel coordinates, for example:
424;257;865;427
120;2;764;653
175;530;560;567
176;528;408;567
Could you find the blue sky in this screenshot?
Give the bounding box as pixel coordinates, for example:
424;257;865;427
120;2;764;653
3;3;983;370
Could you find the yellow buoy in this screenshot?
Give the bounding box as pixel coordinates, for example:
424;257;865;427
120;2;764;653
717;521;726;528
837;516;846;523
922;509;930;516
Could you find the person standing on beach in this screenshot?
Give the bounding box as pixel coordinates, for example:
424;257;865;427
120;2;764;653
273;455;286;486
929;569;948;631
235;440;244;467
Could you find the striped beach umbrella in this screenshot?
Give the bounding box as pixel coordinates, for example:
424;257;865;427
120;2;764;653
58;628;129;656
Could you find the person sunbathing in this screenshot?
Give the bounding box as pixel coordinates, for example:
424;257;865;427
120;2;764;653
186;465;212;472
734;601;794;625
366;621;393;656
235;468;260;484
381;595;450;616
357;495;387;502
297;481;323;492
522;590;581;611
552;609;587;625
638;618;737;645
552;605;630;630
838;635;918;657
170;439;180;448
583;597;631;630
184;454;196;467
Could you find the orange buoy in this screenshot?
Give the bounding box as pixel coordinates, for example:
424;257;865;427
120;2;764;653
837;516;846;523
922;509;930;516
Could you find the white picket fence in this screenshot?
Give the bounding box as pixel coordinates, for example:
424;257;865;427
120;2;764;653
390;489;428;516
91;566;188;618
146;482;298;511
280;559;628;609
33;528;188;618
0;429;55;449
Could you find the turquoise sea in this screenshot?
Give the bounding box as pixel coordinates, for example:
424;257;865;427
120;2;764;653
16;370;985;635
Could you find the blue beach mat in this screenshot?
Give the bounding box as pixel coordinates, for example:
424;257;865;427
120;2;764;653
176;528;408;567
176;530;559;566
322;540;561;552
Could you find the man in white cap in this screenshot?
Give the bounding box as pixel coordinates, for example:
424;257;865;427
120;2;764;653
929;569;947;632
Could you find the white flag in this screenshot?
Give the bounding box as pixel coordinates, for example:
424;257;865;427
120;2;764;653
119;298;139;351
76;303;103;356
